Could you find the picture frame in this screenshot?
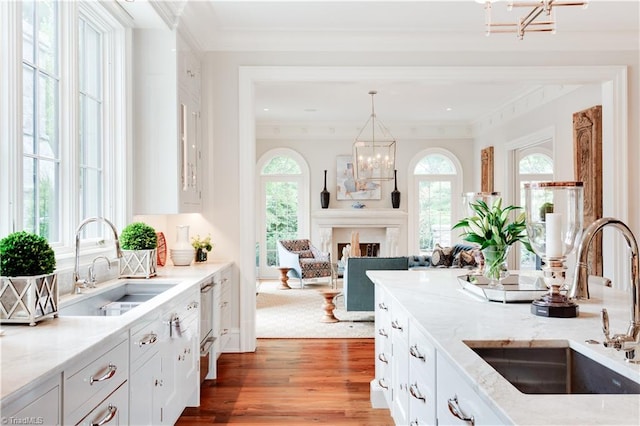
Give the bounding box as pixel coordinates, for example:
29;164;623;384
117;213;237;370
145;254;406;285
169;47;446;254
336;155;381;200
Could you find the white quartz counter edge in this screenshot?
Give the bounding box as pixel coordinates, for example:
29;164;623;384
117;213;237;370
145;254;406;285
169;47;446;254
367;269;640;426
0;262;232;404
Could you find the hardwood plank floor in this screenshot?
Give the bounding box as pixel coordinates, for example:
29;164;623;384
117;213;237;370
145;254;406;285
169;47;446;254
177;339;394;425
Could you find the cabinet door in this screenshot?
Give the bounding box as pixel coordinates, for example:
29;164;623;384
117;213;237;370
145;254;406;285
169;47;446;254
219;270;232;350
129;352;162;425
390;301;410;425
436;353;505;426
373;286;392;407
1;374;61;426
407;319;436;426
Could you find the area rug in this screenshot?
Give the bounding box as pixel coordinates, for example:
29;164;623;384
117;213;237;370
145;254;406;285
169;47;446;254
256;280;374;338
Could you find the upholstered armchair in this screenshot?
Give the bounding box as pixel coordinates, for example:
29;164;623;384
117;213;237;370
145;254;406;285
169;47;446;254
277;239;332;288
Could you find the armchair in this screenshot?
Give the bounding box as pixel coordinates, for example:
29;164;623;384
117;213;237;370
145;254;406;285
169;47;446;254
277;239;332;288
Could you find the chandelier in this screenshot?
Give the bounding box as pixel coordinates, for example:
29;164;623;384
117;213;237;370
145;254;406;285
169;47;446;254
477;0;588;39
352;91;396;181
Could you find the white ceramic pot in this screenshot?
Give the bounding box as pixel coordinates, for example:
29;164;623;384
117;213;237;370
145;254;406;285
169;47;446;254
172;225;194;266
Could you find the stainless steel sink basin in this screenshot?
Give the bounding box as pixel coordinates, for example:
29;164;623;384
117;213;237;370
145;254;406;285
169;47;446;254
59;281;178;317
465;342;640;394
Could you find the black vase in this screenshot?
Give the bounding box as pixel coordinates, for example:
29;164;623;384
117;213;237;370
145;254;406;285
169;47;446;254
320;169;330;209
391;169;401;209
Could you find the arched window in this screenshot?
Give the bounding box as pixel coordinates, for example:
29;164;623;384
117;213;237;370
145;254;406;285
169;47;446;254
409;150;463;254
256;149;309;277
517;150;553;269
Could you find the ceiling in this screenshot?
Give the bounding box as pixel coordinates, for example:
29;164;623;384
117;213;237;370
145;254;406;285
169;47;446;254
119;0;639;126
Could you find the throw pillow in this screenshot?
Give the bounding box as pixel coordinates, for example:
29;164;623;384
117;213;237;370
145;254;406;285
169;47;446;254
431;244;454;268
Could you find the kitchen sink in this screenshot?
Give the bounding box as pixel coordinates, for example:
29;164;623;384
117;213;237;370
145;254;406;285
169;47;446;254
465;341;640;394
59;281;178;317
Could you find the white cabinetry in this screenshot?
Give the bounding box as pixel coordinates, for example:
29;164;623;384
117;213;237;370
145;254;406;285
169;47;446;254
373;286;392;407
437;352;504;426
64;333;129;426
390;299;410;425
133;29;201;214
1;374;61;425
219;267;232;351
76;382;129;426
407;319;436;426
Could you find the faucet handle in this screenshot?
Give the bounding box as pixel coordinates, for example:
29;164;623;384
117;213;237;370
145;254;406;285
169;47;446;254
601;308;611;341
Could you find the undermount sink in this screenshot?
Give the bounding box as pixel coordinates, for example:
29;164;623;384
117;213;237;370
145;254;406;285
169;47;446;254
59;281;178;317
465;341;640;395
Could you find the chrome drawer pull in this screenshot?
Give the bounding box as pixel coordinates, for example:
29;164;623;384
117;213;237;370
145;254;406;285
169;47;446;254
447;395;475;425
378;302;388;311
91;404;117;426
391;320;403;331
378;378;389;390
377;353;388;364
378;328;388;338
89;363;117;385
409;344;426;361
138;332;158;347
409;383;426;402
200;283;213;292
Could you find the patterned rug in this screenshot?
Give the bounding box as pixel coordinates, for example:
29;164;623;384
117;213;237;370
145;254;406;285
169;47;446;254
255;280;374;338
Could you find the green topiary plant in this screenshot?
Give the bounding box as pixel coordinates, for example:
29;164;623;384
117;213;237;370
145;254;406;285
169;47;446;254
120;222;157;251
0;231;56;277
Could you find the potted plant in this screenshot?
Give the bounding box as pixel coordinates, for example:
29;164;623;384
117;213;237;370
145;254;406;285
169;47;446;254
191;234;213;262
453;198;532;284
119;222;158;278
0;231;58;325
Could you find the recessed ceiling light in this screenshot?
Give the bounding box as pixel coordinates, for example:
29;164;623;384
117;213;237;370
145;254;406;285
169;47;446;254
446;107;453;111
263;108;270;112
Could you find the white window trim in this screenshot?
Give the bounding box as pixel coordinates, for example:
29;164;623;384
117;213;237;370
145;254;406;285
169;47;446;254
407;148;463;254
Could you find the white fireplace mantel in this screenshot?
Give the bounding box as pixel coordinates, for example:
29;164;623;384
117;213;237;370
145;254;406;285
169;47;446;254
312;209;407;257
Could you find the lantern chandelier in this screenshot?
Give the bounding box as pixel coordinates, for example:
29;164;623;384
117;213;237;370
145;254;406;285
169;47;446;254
352;91;396;181
477;0;589;39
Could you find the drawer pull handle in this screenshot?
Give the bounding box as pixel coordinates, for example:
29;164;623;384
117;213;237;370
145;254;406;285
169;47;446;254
378;328;388;338
447;395;475;426
378;302;388;311
138;332;158;347
378;378;389;390
91;404;117;426
90;364;117;385
409;383;426;402
377;353;388;364
391;320;403;331
409;344;426;361
200;283;213;292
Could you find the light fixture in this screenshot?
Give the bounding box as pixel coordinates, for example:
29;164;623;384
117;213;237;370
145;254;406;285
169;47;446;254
352;91;396;181
478;0;588;39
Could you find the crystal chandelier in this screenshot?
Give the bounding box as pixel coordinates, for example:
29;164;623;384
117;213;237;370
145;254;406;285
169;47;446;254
477;0;588;39
353;91;396;181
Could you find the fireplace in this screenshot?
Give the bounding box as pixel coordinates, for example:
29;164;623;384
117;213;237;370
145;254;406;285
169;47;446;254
337;242;380;258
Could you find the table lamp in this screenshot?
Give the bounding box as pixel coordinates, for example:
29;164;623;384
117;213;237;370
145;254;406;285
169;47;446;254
524;182;583;318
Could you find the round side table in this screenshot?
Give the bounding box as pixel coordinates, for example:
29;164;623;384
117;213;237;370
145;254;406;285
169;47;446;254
318;289;341;323
276;266;292;290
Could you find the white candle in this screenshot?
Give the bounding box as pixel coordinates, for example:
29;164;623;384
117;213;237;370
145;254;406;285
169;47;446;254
545;212;563;258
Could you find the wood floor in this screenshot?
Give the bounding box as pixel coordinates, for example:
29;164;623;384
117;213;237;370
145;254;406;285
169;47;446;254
177;339;394;425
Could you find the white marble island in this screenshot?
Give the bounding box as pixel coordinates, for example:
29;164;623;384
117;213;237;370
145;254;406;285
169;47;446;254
367;269;640;425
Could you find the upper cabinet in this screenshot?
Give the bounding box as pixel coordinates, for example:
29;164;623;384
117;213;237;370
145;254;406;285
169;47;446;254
133;30;202;215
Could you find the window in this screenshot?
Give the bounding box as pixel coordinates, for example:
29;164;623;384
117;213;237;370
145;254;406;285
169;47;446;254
410;150;463;254
256;150;309;278
1;1;126;259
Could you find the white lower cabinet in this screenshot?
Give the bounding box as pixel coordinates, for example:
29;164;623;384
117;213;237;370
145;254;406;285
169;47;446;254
436;352;504;426
76;381;129;426
390;300;410;425
373;286;392;407
1;373;61;425
407;320;436;426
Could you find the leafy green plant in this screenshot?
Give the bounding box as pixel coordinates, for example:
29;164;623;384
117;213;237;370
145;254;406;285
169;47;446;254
453;198;532;252
0;231;56;276
120;222;157;250
191;234;213;252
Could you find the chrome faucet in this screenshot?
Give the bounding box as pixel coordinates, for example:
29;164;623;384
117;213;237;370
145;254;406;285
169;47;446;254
74;217;123;294
569;217;640;362
88;256;111;288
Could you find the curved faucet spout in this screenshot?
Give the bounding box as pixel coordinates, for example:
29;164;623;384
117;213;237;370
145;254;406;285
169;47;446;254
570;217;640;362
74;217;123;287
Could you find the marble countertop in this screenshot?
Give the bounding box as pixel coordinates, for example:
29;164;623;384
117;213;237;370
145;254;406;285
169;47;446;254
0;262;231;404
367;269;640;426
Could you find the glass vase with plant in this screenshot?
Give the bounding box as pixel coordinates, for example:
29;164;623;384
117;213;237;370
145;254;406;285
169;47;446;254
192;234;213;262
453;198;532;285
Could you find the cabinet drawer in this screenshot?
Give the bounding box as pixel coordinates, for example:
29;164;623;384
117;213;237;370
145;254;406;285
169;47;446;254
389;301;409;343
76;381;129;426
65;338;128;421
130;316;163;367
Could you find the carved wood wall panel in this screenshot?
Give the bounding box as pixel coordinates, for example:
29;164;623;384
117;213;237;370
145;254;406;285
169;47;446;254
573;105;603;276
481;146;494;193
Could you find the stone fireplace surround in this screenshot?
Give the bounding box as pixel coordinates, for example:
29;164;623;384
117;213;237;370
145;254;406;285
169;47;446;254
311;209;408;262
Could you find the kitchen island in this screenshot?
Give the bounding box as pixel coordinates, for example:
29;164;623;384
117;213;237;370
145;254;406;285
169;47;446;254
367;269;640;425
0;262;231;425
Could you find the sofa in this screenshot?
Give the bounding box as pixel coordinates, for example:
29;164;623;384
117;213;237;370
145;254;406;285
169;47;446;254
343;244;479;312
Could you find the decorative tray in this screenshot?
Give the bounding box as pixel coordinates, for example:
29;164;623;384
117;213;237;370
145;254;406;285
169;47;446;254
456;274;557;303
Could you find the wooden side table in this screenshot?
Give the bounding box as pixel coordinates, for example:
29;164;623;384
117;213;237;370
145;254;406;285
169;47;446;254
275;266;292;290
318;289;341;323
